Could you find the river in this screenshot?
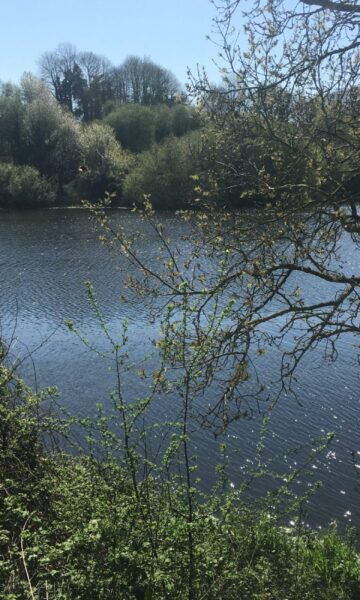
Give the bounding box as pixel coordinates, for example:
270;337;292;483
0;208;359;532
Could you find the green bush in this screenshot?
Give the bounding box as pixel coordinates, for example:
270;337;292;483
104;103;202;153
1;353;360;599
0;91;25;163
123;131;207;209
72;122;133;202
153;104;172;142
1;308;360;600
0;162;56;207
104;104;155;153
171;104;201;137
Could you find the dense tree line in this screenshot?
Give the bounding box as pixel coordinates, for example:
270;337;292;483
2;20;360;212
0;48;201;208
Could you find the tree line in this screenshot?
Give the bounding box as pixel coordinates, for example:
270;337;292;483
2;18;360;213
0;46;202;209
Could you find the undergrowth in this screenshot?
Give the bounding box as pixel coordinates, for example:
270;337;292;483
1;349;360;600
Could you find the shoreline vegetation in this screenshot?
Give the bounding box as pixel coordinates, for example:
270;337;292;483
0;51;205;211
1;350;360;599
1;42;359;213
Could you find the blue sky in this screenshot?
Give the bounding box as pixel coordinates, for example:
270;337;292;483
0;0;222;88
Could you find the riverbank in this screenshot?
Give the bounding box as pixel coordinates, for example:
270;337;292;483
1;360;360;600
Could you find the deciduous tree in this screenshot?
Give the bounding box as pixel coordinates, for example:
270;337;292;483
96;0;360;430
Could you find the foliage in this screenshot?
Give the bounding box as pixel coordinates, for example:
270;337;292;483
189;114;319;206
21;82;65;176
105;103;202;153
190;0;360;207
0;336;359;599
74;122;133;201
123;130;213;208
120;0;357;420
105;104;156;153
20;74;82;187
0;73;202;208
153;104;173;142
0;85;24;163
0;162;56;207
171;104;201;137
110;55;180;106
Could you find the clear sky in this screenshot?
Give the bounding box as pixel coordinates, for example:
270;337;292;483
0;0;222;88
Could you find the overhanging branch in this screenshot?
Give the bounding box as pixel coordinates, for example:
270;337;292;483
302;0;360;13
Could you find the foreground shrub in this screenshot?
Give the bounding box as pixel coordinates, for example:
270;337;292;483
0;162;56;207
1;345;359;599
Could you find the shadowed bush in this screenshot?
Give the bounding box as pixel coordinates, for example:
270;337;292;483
104;104;156;153
0;162;56;207
123;131;208;209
